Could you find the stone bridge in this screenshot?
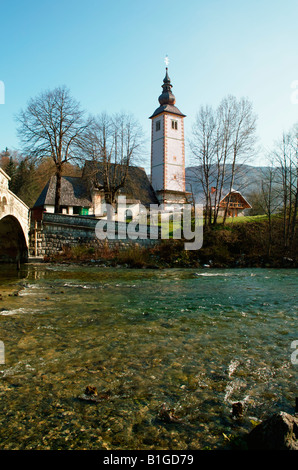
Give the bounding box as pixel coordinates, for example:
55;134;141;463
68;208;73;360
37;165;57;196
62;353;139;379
0;168;29;264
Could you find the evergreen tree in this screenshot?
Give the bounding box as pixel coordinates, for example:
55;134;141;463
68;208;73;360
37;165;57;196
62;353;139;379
5;156;18;193
13;157;38;207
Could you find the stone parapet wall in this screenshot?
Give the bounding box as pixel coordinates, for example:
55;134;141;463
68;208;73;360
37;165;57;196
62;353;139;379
30;232;157;257
29;213;159;257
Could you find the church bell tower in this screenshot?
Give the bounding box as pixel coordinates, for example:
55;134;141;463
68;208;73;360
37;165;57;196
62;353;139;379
150;63;188;207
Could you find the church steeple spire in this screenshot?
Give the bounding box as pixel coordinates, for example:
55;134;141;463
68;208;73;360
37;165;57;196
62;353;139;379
150;60;185;119
159;68;176;106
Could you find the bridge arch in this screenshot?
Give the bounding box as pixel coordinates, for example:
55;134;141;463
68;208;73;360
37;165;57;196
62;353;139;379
0;168;29;265
0;215;28;263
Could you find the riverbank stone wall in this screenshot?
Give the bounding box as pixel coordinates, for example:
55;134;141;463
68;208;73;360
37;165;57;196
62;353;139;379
29;212;159;257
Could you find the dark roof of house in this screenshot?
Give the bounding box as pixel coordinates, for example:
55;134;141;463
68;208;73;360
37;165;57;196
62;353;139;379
83;162;159;207
33;176;92;208
149;104;186;119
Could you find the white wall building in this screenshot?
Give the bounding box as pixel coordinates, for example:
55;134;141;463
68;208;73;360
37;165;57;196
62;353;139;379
32;67;191;223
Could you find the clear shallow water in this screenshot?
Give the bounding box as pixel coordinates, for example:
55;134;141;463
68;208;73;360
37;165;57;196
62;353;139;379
0;264;297;450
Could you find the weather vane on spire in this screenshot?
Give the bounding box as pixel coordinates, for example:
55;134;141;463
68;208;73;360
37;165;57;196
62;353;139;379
164;55;169;68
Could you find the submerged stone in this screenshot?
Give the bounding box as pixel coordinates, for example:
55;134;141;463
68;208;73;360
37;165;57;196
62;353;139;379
158;404;182;423
232;402;243;418
78;386;111;403
85;385;98;396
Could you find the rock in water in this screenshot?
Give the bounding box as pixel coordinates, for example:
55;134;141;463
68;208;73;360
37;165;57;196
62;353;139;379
158;404;182;423
77;386;111;403
246;412;298;450
85;385;98;396
232;402;243;418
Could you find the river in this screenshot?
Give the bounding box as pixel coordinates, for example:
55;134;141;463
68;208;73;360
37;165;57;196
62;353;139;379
0;264;297;450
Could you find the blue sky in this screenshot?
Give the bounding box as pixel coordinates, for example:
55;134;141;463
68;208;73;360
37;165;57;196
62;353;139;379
0;0;298;171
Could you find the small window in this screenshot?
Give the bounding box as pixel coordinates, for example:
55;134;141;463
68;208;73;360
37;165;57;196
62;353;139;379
80;207;89;216
125;209;133;222
173;175;177;180
171;120;178;130
173;156;177;161
156;120;161;131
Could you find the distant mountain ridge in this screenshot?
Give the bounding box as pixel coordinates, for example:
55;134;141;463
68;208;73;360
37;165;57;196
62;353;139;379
185;164;270;203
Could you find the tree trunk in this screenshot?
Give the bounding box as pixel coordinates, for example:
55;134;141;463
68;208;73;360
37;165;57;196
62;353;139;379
289;181;298;250
267;212;272;257
222;154;236;226
54;166;62;213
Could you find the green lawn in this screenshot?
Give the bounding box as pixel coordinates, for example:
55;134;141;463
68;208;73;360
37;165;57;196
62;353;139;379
219;214;269;224
152;213;269;238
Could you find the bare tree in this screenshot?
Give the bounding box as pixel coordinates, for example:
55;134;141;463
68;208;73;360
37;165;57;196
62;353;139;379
290;126;298;248
221;96;257;225
189;105;217;225
259;164;281;256
83;112;145;208
272;127;298;251
16;86;91;212
212;97;235;224
189;95;257;225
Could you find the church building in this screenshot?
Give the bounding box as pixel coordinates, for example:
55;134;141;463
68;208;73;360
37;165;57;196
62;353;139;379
32;65;190;220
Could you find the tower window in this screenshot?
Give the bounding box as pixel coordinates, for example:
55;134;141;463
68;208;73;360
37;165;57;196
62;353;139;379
156;120;161;131
171;120;178;130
